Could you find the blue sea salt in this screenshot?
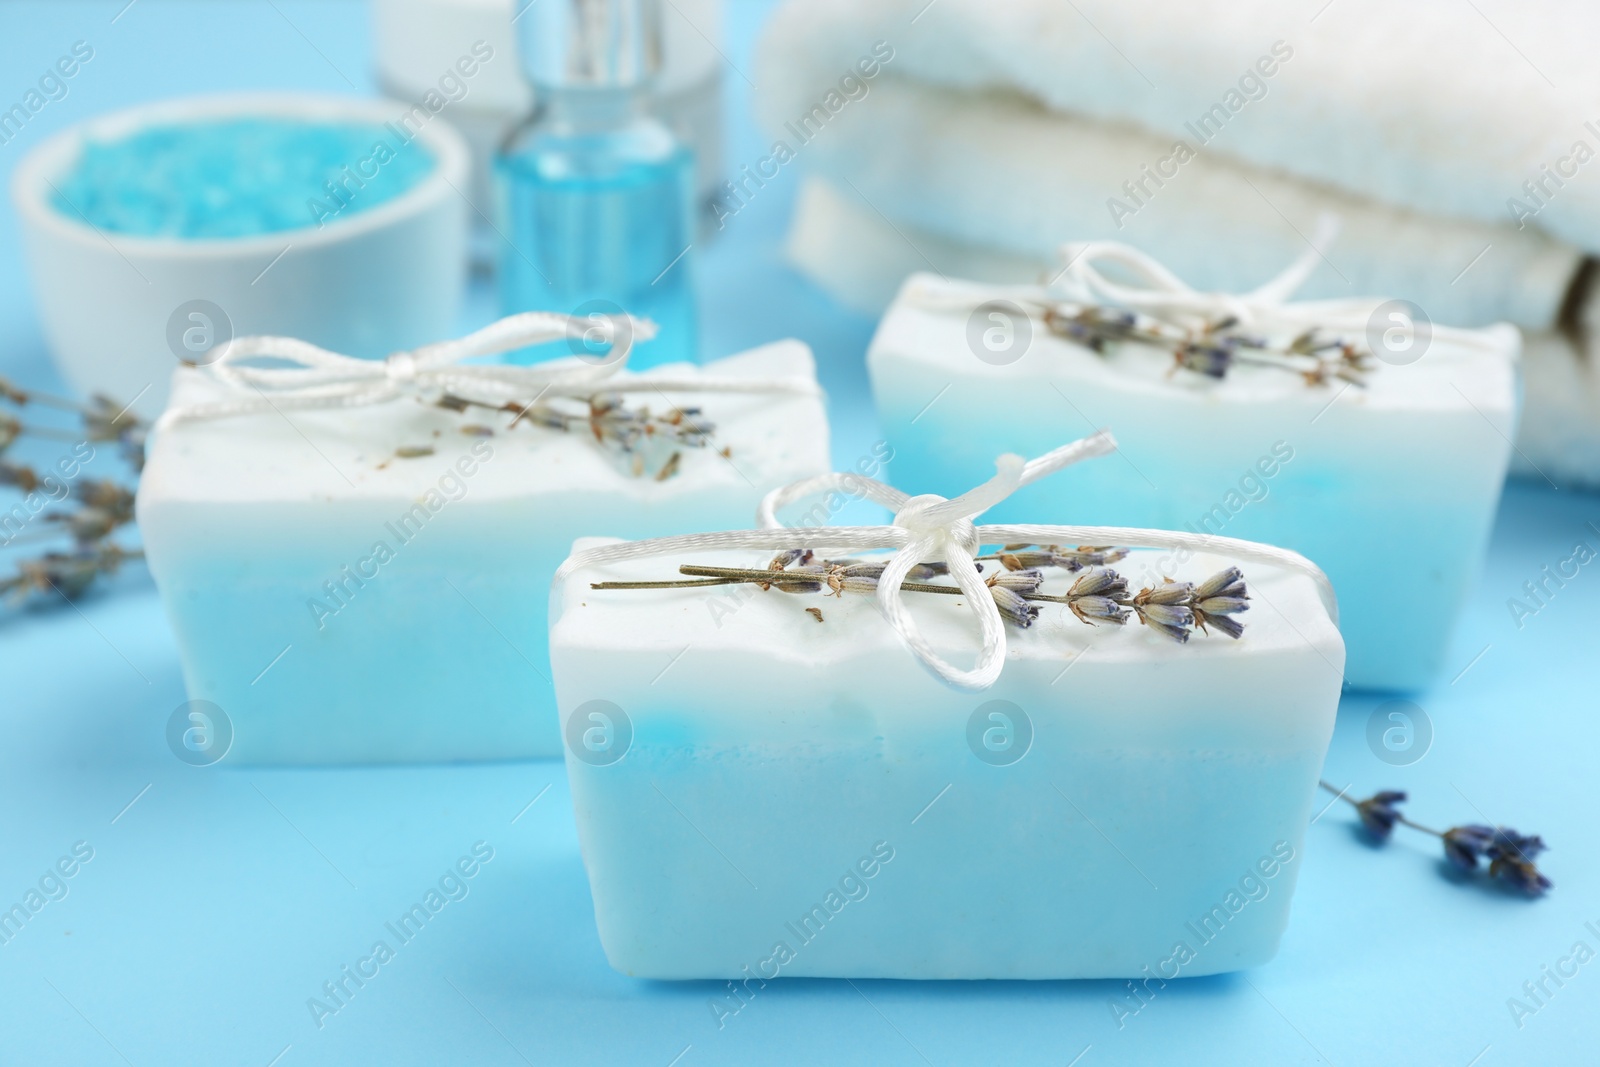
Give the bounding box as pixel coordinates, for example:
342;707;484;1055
52;117;435;238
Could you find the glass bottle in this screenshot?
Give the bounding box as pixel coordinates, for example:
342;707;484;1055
496;0;698;367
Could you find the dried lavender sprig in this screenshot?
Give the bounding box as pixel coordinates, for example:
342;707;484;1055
1040;303;1375;387
0;414;85;450
438;390;715;479
1;384;147;605
82;395;147;471
597;561;1249;642
0;472;138;553
0;383;147;470
0;376;82;411
1317;781;1551;897
1;543;144;604
0;461;42;494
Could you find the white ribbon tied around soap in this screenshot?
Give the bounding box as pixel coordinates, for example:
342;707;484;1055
155;311;819;429
906;216;1507;356
554;430;1339;692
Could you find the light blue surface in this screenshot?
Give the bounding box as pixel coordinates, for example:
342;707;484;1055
1;3;1597;1064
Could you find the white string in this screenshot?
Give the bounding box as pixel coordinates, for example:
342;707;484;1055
155;310;819;430
554;430;1338;692
906;215;1505;354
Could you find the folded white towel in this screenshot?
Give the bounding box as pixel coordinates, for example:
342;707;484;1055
763;77;1583;329
754;23;1582;330
756;0;1600;252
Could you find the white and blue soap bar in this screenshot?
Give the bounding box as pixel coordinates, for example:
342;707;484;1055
552;541;1343;979
868;275;1519;690
138;343;830;764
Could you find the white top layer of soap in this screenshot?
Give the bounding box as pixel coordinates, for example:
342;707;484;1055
877;274;1519;414
555;540;1342;672
142;341;826;503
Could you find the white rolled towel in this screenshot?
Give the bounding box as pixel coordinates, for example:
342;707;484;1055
752;0;1600;485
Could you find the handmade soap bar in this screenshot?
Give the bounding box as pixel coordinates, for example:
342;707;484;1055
139;330;829;763
550;446;1343;979
869;259;1518;690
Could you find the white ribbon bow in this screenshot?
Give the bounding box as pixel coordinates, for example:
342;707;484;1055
908;217;1503;354
555;431;1337;691
156;311;818;429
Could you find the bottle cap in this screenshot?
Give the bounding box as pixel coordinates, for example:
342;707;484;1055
518;0;663;89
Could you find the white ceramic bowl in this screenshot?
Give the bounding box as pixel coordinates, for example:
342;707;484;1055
11;93;470;420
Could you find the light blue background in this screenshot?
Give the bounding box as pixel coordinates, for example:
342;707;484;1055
1;3;1596;1064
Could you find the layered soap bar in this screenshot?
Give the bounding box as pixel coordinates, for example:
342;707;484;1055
552;542;1343;979
138;343;829;763
869;274;1519;690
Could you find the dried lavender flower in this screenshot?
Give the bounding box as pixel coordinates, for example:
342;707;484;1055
1354;790;1407;841
0;462;41;494
989;585;1040;628
772;561;883;598
1063;568;1131;626
986;568;1045;594
804;559;965;582
774;576;825;594
1485;830;1553;896
2;543;142;605
769;549;813;570
1132;580;1196;643
1192;567;1249;639
1442;824;1496;872
1176;340;1234;379
992;544;1127;572
46;507;120;545
997;550;1060;571
81;394;147;471
826;572;879;598
1067;546;1129;568
72;479;136;526
765;551;823;593
1068;568;1128;598
1043;306;1146;353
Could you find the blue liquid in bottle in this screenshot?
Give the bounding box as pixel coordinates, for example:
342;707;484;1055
495;88;697;368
